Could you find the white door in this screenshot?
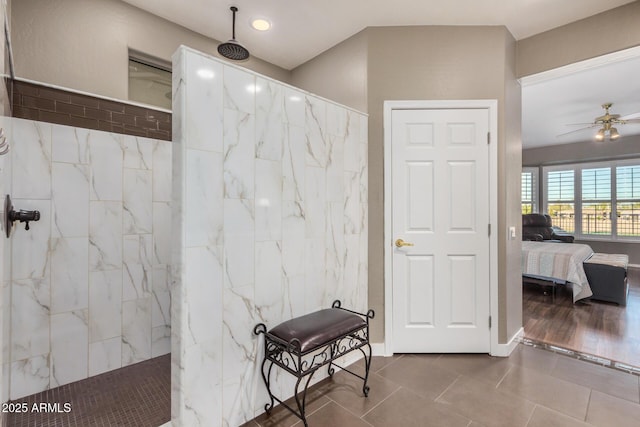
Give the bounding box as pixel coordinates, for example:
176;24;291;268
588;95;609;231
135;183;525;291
391;108;490;353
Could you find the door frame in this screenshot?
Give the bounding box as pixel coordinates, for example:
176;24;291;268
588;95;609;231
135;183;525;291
383;99;499;356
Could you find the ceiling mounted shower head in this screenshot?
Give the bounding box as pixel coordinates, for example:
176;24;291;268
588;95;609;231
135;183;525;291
218;6;250;61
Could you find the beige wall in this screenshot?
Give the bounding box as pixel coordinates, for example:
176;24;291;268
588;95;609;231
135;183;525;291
291;29;368;113
292;25;523;344
11;0;290;102
517;1;640;77
366;26;521;344
502;30;523;341
523;135;640;167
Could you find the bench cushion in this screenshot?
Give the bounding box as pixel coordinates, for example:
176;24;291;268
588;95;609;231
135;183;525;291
269;308;366;352
584;253;628;269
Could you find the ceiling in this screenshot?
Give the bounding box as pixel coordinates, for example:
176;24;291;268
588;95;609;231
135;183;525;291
522;51;640;149
121;0;640;149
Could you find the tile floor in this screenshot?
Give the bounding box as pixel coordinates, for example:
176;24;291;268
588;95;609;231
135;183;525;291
244;344;640;427
4;343;640;427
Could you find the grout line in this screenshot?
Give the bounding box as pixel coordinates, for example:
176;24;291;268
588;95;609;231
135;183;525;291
495;363;514;389
359;384;402;418
584;389;593;423
294;399;332;426
434;374;461;403
375;353;405;373
523;404;538;427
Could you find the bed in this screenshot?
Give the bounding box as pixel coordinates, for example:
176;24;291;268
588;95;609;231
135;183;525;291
522;241;594;303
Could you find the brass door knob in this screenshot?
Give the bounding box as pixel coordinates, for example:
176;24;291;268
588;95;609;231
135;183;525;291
395;239;414;248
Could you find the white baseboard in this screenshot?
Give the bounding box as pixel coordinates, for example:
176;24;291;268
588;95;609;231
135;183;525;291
491;327;524;357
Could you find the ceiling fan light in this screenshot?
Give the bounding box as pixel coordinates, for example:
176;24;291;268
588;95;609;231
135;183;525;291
595;128;605;141
610;127;620;140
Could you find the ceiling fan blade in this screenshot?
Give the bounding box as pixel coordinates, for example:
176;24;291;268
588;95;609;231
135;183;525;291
564;122;596;126
556;125;596;137
620;112;640;121
622;118;640;124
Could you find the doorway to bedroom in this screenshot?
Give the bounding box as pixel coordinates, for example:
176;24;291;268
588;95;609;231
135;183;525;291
520;47;640;372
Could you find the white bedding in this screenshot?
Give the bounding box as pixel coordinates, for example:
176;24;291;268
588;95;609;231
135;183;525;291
522;241;594;303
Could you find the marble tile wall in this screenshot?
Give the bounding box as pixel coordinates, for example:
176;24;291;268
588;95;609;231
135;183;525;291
171;47;368;427
0;116;172;400
0;115;10;424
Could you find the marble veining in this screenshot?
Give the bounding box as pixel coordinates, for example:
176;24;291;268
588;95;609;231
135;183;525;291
123;169;153;234
51;163;90;238
223;110;255;200
11;199;51;280
11;278;50;362
123;136;153;170
12;119;52;200
223;65;256;115
50;237;89;313
153;140;173;202
10;355;49;400
172;47;367;427
186;150;224;247
305;97;327;168
255;159;282;242
256;77;284;162
88;132;123;201
152;266;171;328
282;125;305;202
122;298;152;366
123;234;153;301
52;125;90;165
89;336;121;377
4;117;171;399
50;309;89;387
89;201;123;271
89;269;122;342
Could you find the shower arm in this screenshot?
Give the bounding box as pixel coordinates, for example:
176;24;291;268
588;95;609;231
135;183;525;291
4;195;40;238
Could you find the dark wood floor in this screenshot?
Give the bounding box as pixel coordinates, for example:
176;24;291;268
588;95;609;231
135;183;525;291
523;266;640;368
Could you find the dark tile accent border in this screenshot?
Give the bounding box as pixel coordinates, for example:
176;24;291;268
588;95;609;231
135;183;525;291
8;79;171;141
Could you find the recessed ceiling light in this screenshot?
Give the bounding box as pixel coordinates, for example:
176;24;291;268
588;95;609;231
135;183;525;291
251;18;271;31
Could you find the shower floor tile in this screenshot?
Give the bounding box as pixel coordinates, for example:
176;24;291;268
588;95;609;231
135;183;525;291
5;354;170;427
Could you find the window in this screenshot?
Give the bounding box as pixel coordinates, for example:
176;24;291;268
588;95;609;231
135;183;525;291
521;167;538;214
581;167;611;236
617;165;640;237
128;52;172;110
546;169;575;233
542;160;640;240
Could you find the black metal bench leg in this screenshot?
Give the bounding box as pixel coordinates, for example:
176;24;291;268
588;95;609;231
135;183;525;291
260;356;275;414
360;342;373;397
294;370;316;427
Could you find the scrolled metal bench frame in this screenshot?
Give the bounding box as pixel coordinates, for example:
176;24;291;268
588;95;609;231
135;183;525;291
253;300;375;427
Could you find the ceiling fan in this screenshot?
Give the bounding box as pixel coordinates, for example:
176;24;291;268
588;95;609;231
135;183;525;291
559;103;640;141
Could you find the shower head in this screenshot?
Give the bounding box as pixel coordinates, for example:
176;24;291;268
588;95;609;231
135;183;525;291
218;6;250;61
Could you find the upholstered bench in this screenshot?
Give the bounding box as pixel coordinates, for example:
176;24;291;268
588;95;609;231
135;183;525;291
583;253;629;306
254;300;374;427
